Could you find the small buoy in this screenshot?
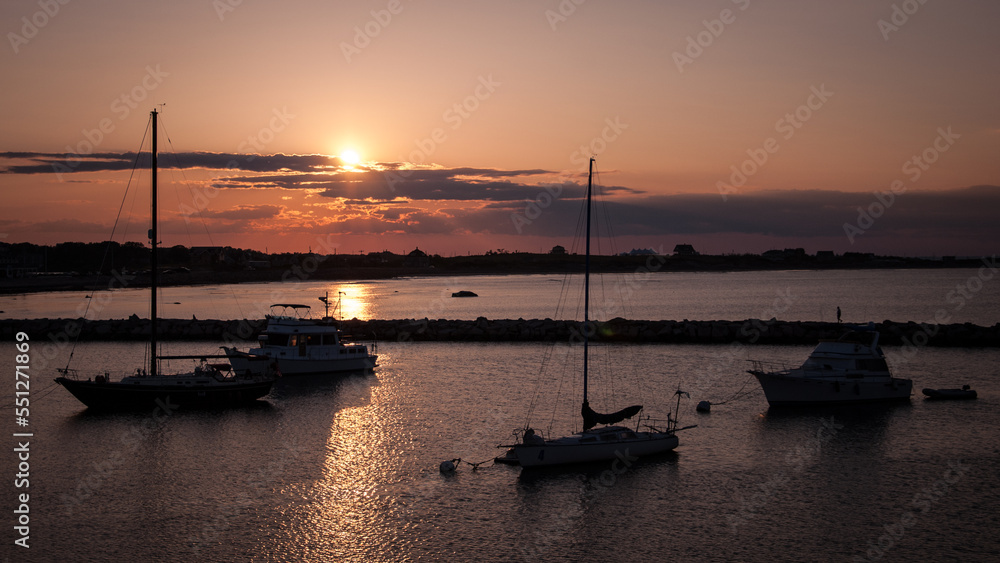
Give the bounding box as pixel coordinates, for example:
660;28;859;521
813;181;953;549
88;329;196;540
439;460;457;473
696;401;711;413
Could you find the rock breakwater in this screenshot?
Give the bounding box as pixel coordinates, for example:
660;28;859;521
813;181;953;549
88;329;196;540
2;317;998;347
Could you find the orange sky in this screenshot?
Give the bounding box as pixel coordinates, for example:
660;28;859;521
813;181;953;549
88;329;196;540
2;0;998;256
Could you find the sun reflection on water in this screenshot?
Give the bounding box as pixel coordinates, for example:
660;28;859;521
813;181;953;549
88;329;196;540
283;361;412;560
320;285;372;320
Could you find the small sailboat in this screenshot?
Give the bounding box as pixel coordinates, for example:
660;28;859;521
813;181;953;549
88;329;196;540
55;109;277;410
501;158;692;468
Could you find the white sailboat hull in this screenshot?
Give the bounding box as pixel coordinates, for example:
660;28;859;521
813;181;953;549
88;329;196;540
513;428;678;467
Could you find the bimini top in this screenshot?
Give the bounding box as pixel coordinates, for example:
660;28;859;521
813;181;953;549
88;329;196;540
268;303;313;320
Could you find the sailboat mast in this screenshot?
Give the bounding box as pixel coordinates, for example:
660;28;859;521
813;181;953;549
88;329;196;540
583;157;594;404
149;109;158;377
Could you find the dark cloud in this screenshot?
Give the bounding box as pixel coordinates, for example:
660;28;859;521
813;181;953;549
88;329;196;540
0;151;344;174
209;167;630;203
4;150;994;251
505;185;1000;243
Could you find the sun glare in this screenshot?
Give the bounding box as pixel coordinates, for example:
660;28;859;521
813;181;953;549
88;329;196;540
340;150;361;166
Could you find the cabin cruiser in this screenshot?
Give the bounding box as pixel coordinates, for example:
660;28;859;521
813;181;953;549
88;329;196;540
224;299;377;377
748;326;912;406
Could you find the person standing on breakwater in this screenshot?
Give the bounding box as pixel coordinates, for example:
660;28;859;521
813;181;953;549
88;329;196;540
837;306;842;324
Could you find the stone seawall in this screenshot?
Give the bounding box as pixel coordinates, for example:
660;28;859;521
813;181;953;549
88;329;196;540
2;317;998;347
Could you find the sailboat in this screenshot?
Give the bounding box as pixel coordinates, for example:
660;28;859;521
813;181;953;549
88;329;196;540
501;158;693;468
54;109;277;410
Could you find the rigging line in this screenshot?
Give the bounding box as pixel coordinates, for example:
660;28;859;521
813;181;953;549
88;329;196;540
525;270;579;429
1;378;61;409
63;121;151;372
160;117;248;321
709;371;758;406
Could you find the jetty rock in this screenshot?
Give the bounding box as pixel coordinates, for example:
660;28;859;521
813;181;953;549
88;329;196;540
1;318;998;347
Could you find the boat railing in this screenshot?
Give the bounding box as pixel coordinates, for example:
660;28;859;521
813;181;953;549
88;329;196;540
747;359;794;374
56;367;83;380
748;359;880;379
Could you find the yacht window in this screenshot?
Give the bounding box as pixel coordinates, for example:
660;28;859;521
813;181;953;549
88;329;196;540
306;335;321;346
580;437;597;442
600;434;617;441
621;431;636;439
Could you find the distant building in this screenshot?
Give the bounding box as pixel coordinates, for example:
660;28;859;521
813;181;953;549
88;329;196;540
673;244;697;256
550;245;567;255
405;247;430;268
816;250;835;260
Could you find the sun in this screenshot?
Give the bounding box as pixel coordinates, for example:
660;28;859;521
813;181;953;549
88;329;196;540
340;149;361;166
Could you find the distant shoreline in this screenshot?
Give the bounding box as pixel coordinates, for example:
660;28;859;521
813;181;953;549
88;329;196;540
0;254;990;296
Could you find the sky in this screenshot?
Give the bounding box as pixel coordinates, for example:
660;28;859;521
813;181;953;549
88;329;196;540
1;0;998;257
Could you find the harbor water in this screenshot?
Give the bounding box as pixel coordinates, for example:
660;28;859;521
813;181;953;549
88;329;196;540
3;269;999;561
3;268;999;326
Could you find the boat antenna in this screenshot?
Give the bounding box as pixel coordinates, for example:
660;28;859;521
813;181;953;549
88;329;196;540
149;108;158;377
320;291;330;318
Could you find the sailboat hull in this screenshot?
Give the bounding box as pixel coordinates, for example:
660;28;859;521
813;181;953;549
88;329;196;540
54;377;273;411
513;429;678;468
